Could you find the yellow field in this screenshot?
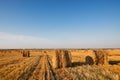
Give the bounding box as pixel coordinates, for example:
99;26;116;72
0;49;120;80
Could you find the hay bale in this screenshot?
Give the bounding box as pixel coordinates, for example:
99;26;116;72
85;50;96;65
27;51;30;57
52;50;72;68
22;51;25;57
52;50;60;69
61;50;72;68
22;50;30;57
94;50;108;65
85;56;94;65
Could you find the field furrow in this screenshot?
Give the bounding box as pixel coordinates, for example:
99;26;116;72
0;56;39;80
18;56;41;80
30;55;57;80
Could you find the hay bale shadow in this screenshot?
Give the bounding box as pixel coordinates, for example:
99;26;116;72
72;62;86;67
72;56;94;67
109;61;120;65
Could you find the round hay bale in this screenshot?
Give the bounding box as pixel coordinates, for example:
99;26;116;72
22;50;30;57
22;51;25;57
52;50;72;69
27;51;30;57
52;50;60;69
22;50;27;57
85;56;94;65
85;50;96;65
61;50;72;68
94;50;108;65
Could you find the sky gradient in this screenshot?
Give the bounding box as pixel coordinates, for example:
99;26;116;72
0;0;120;48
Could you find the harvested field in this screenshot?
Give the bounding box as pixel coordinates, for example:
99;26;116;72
56;65;120;80
29;55;57;80
0;49;120;80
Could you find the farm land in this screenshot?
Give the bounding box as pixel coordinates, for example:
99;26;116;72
0;49;120;80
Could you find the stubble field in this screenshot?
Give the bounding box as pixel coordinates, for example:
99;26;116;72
0;49;120;80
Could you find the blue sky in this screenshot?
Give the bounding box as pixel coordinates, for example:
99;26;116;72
0;0;120;48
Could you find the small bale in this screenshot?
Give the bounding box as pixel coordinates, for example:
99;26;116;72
22;50;30;57
22;50;27;57
22;51;25;57
27;51;30;57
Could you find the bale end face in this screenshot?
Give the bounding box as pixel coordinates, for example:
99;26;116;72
85;56;94;65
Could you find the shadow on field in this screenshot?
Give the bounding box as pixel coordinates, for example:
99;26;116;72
109;61;120;65
72;62;86;67
72;56;94;67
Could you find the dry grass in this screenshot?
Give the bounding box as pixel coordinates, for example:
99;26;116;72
0;56;40;80
56;65;120;80
0;49;120;80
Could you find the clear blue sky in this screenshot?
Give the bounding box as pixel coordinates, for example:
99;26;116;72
0;0;120;48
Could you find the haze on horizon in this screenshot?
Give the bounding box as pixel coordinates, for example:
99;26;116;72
0;0;120;49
